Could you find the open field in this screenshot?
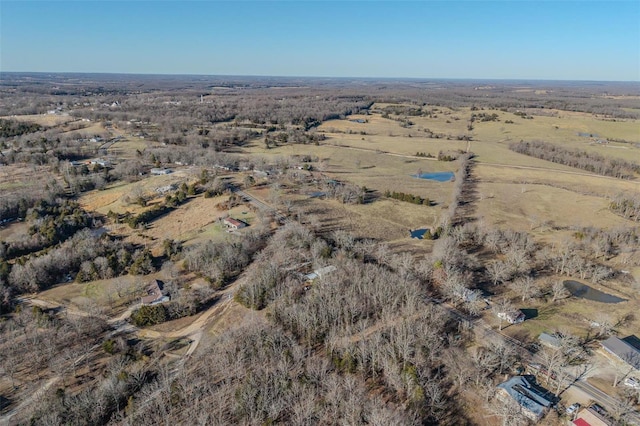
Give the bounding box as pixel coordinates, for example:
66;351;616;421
37;274;145;312
79;168;198;215
475;182;631;232
1;114;77;127
106;137;153;159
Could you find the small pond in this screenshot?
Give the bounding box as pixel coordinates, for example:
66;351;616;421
578;132;599;138
410;228;428;239
413;172;454;182
563;280;627;303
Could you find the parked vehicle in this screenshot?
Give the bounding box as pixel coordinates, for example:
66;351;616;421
566;403;580;415
624;377;640;389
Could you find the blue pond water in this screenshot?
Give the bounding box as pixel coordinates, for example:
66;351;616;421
563;280;627;303
410;229;427;239
413;172;454;182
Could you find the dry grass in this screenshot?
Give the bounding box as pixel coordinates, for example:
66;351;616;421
1;114;76;127
0;221;28;242
38;274;144;312
144;196;256;248
79;168;198;215
475;182;630;232
107;138;157;159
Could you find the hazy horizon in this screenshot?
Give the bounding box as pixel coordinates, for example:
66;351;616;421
1;1;639;81
2;70;640;85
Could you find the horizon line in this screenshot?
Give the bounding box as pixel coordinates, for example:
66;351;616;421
1;70;639;85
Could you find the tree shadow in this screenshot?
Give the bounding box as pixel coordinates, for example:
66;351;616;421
622;335;640;351
0;395;12;412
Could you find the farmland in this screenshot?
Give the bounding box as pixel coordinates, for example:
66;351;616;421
0;74;639;425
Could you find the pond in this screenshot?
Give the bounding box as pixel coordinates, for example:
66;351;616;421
413;172;454;182
578;132;599;138
563;280;627;303
410;228;428;239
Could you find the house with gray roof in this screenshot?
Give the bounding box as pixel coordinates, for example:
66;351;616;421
496;375;556;421
601;336;640;370
538;332;562;349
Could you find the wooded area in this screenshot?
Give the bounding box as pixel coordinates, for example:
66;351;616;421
1;74;639;425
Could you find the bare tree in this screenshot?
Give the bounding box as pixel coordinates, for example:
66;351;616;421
486;260;510;286
492;297;515;331
510;276;540;302
551;280;568;302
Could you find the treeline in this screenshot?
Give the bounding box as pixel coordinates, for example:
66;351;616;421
0;307;136;425
509;140;640;179
4;199;93;259
0;133;99;166
384;190;431;205
123;321;410;425
5;229;151;294
316;180;366;205
447;153;474;225
2;74;639;120
0;183;65;222
609;193;640;222
0;118;42;137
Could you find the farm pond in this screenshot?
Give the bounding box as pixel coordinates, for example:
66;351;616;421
413;172;454;182
563;280;627;303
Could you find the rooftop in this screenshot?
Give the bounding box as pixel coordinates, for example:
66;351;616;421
497;375;555;419
539;332;562;348
601;336;640;370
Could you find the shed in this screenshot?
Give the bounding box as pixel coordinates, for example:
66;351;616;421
150;168;173;175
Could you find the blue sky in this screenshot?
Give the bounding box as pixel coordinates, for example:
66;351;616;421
1;1;639;81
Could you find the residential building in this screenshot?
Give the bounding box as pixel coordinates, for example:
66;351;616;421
150;168;173;175
497;310;526;324
223;217;247;230
304;265;337;281
496;375;555;422
601;336;640;370
141;280;169;305
572;407;613;426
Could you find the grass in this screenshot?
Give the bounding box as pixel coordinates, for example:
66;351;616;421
78;169;197;215
0;114;77;127
474;181;631;233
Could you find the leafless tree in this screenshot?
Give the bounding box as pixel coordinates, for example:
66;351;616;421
510;276;540;302
551;280;569;302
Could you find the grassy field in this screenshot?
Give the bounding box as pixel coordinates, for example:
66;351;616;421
79;168;198;215
38;274;145;313
474;181;631;232
243;103;639;258
0;114;77;127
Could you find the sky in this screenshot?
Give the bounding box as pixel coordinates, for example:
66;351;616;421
1;1;639;81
